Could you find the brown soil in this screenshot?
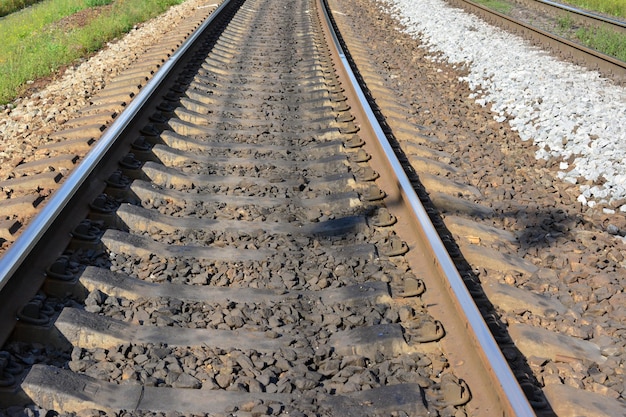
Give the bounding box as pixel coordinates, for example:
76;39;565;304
18;5;116;98
49;4;115;31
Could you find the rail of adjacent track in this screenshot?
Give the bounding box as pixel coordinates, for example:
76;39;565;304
446;0;626;83
516;0;626;35
0;0;536;415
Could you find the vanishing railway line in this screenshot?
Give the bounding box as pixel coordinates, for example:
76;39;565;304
0;0;535;415
0;0;625;415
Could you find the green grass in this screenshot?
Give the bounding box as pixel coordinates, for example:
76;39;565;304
471;0;513;14
577;26;626;61
556;14;574;31
555;5;626;61
0;0;45;17
563;0;626;19
473;0;626;20
471;0;626;63
84;0;112;5
0;0;184;104
1;0;88;41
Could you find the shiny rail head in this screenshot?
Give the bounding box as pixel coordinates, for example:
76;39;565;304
319;0;536;415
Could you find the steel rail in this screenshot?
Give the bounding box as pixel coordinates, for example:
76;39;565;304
0;0;231;294
319;0;536;415
446;0;626;84
515;0;626;35
446;0;626;83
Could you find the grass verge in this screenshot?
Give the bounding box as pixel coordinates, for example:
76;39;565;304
471;0;626;63
0;0;184;105
577;26;626;61
471;0;513;14
563;0;626;20
0;0;45;17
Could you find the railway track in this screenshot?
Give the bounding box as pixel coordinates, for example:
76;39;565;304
0;0;538;415
1;0;625;414
444;0;626;83
512;0;626;36
329;0;626;416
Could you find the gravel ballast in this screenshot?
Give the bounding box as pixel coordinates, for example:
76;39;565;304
331;0;626;410
0;0;211;180
1;0;626;414
384;0;626;212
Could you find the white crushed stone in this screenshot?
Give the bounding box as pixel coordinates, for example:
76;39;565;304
382;0;626;211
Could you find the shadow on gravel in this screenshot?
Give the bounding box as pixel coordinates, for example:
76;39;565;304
505;207;581;252
328;13;556;412
379;142;556;413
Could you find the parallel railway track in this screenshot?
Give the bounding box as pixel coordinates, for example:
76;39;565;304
513;0;626;36
444;0;626;83
0;0;536;415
